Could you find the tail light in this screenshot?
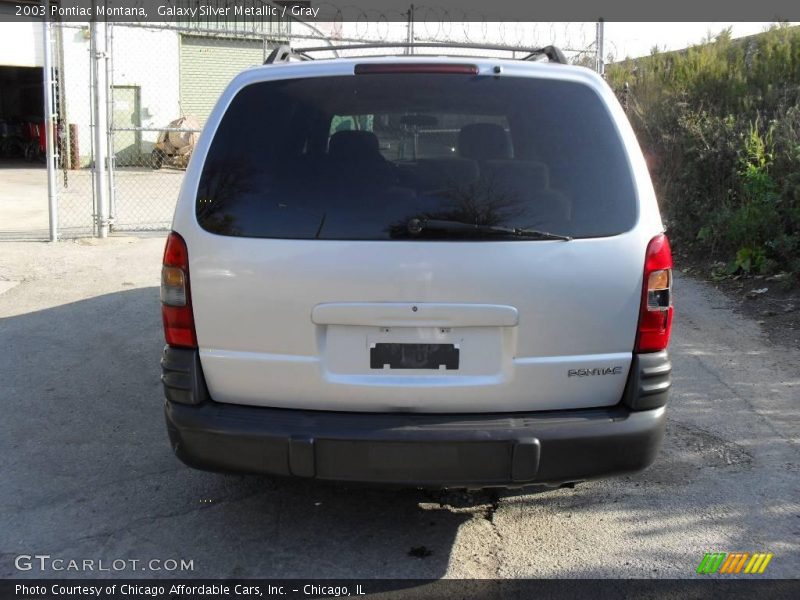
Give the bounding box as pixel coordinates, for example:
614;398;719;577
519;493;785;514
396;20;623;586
635;234;674;353
161;232;197;348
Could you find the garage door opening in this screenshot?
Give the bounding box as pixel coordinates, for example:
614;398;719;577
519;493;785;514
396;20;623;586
0;65;51;238
0;66;45;166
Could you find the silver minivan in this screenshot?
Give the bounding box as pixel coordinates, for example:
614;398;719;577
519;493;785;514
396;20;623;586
160;46;673;488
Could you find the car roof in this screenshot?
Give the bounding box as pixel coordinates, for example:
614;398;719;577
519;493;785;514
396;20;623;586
233;54;606;94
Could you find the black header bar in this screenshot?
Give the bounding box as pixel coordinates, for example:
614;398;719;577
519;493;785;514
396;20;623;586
2;0;800;22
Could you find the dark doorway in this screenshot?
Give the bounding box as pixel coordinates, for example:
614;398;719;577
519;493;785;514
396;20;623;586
0;65;45;163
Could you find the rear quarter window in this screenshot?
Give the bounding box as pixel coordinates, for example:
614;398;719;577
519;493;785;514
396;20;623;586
196;73;637;240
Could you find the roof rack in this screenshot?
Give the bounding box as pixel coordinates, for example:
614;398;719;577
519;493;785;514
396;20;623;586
264;44;312;64
264;42;567;65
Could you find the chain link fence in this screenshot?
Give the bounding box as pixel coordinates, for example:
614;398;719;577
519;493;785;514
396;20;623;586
47;10;602;238
107;21;292;232
53;23;96;237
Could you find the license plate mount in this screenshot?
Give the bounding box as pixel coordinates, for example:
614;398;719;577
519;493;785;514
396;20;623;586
370;343;459;370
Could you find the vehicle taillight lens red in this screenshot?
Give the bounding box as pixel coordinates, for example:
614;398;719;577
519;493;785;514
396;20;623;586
161;232;197;348
354;63;479;75
635;234;674;353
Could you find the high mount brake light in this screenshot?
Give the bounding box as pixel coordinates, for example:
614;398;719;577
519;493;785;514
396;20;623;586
354;63;479;75
161;232;197;348
635;234;674;353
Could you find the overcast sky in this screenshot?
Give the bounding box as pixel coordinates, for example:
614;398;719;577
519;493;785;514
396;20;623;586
604;22;786;59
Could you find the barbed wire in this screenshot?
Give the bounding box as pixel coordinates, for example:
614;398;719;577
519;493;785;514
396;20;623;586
292;13;599;59
118;2;604;59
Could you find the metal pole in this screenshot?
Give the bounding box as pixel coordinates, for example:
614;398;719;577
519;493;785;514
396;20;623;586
91;19;109;238
410;5;415;55
42;4;58;242
106;23;115;230
596;19;605;76
88;23;97;237
406;5;414;55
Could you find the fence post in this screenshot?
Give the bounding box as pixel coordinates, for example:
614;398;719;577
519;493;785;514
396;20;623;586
106;23;116;230
42;3;58;242
406;5;414;55
595;19;605;76
91;19;110;238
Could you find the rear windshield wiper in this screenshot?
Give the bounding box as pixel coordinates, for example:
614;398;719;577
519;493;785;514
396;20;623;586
408;218;572;241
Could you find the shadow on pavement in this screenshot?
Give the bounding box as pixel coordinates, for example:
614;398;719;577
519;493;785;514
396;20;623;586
0;287;474;579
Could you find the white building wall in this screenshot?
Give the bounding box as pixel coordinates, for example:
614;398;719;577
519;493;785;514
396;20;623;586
109;26;181;148
60;24;181;165
0;21;43;67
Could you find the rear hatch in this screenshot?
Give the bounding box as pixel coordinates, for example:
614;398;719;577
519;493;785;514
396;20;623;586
177;62;658;413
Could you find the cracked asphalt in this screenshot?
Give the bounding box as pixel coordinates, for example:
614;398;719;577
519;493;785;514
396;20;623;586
1;235;798;579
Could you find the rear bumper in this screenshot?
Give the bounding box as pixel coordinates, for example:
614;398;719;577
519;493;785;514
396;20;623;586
162;346;669;487
164;399;665;488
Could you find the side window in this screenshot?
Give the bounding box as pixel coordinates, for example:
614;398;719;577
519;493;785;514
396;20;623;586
329;115;374;135
328;113;510;162
413;114;510;161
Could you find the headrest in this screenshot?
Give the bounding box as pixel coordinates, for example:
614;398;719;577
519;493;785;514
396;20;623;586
457;123;512;160
328;130;382;160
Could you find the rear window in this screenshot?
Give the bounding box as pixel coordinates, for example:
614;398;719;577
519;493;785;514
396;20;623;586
196;73;637;240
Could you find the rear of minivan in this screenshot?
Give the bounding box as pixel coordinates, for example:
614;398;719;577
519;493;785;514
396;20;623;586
161;57;673;487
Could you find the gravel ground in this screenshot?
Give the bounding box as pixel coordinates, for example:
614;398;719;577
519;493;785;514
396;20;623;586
0;236;798;579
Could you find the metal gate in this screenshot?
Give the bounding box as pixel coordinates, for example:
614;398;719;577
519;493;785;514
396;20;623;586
53;22;99;238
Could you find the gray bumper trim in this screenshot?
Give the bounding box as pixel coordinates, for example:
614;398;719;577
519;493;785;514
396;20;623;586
165;399;665;487
622;350;672;411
